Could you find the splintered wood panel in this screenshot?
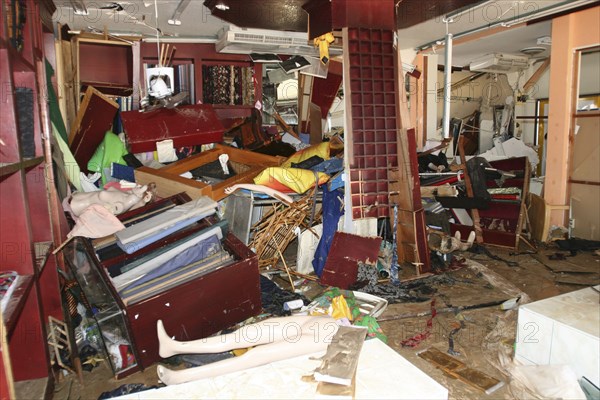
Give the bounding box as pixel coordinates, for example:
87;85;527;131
69;86;119;172
121;104;224;153
320;232;381;289
311;61;343;117
344;28;397;219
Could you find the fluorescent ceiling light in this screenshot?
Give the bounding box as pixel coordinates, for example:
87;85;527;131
70;0;88;15
215;4;230;11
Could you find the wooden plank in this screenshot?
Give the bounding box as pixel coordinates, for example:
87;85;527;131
554;274;600;286
308;102;322;144
342;28;355;164
421;185;458;198
121;105;225;153
138;145;283;201
523;57;551;93
272;111;299;139
297;73;312;133
514;160;530;249
61;40;77;132
418;347;504;395
54;39;68;129
134;166;209;200
68;86;119;172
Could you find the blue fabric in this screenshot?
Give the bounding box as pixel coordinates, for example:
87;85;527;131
312;187;344;277
111;162;135;182
116;213;210;254
310;157;344;175
120;251;232;304
119;234;222;294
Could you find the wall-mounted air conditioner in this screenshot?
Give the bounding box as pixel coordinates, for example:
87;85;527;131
469;53;530;73
216;26;342;57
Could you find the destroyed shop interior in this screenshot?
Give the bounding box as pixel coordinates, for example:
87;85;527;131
1;0;600;399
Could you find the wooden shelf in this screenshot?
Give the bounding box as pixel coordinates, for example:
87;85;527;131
0;38;36;73
0;157;44;178
1;1;67;394
2;275;35;339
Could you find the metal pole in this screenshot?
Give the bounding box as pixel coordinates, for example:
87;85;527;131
442;33;453;139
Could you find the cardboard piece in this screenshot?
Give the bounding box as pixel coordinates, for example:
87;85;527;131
314;326;367;387
121;104;224;153
308;102;322;145
69;86;119;172
134;144;284;201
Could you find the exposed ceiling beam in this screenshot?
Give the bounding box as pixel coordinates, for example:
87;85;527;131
523;57;550;93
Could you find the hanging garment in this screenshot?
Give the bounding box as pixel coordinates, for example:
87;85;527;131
312;187;344;277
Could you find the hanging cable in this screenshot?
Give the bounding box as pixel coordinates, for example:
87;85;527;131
154;0;160;66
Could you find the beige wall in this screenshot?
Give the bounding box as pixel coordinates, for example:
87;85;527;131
546;6;600;226
516;49;600;145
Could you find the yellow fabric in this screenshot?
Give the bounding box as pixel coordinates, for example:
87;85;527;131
314;32;335;65
282;142;330;168
253;167;329;194
330;295;353;322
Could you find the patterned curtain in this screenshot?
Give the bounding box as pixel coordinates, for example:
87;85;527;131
202;65;255;106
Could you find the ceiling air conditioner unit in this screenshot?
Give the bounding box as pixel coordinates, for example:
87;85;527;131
469;53;529;73
216;26;342;57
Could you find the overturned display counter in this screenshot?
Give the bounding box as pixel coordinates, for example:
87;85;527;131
63;194;261;377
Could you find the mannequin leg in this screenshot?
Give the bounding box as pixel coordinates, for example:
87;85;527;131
157;328;337;385
158;315;337;358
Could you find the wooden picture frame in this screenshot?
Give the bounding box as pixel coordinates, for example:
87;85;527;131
135;144;285;201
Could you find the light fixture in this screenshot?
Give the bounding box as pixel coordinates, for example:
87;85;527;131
520;46;546;56
537;36;552;46
215;3;230;11
70;0;88;15
168;0;192;26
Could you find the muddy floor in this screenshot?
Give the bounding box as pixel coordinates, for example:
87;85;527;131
51;243;600;400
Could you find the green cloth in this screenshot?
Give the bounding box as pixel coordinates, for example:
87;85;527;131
52;122;82;192
87;131;128;185
45;59;68;143
312;288;388;343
